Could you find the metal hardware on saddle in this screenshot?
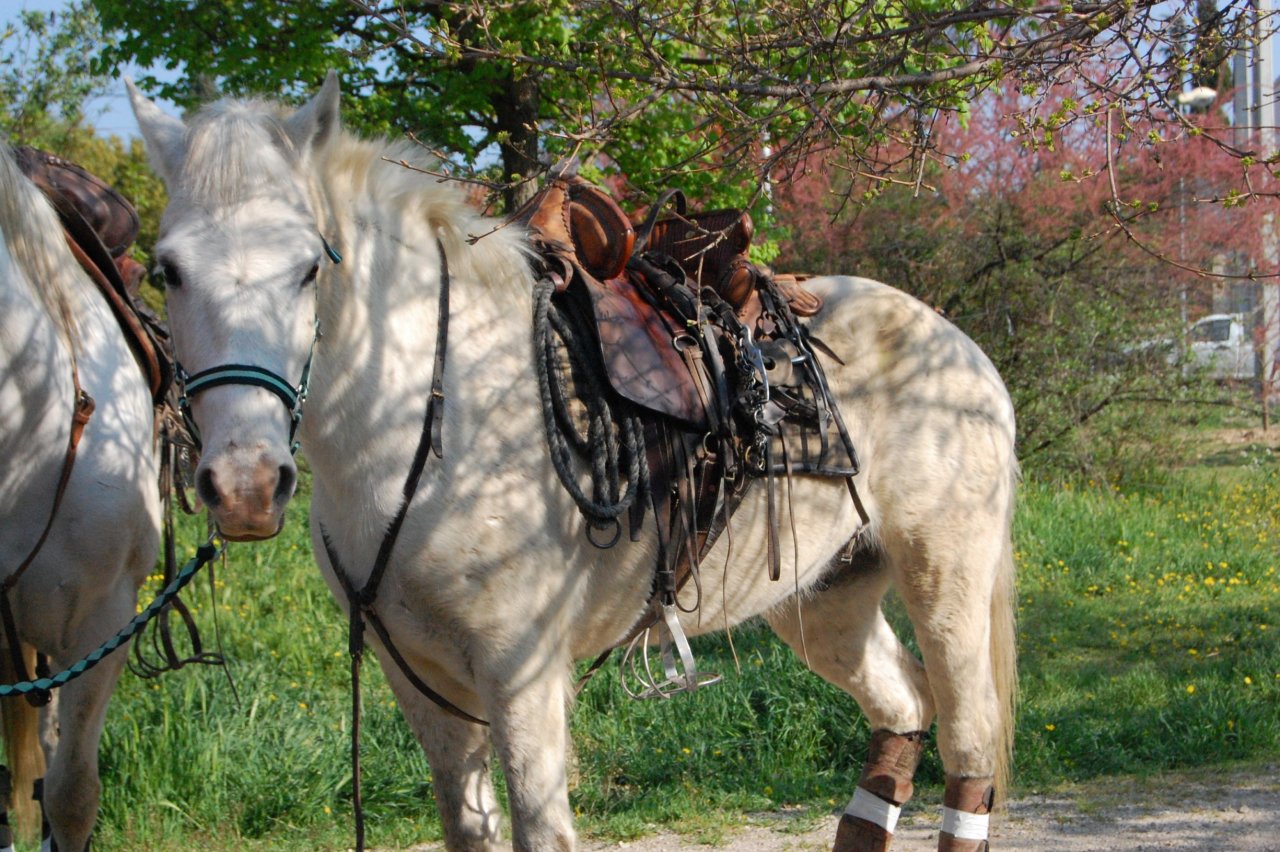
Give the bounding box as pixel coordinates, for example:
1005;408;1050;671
619;603;721;699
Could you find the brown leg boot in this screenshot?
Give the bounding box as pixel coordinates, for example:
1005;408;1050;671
832;730;928;852
937;775;995;851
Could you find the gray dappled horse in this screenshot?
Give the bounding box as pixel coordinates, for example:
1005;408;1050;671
132;73;1018;851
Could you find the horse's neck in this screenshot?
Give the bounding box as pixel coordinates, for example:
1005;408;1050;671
303;202;540;517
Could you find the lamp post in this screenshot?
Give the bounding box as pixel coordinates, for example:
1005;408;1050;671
1172;87;1217;330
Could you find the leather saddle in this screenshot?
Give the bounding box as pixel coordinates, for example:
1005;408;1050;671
512;176;824;427
15;147;172;405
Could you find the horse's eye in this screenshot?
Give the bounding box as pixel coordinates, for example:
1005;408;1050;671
302;263;320;287
157;260;183;289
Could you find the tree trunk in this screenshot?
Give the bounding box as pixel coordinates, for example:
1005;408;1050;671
494;72;541;212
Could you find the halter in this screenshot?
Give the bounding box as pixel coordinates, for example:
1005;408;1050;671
176;237;339;454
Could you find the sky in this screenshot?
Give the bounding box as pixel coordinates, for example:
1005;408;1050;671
8;0;180;139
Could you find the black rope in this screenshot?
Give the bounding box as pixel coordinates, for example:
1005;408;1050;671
532;277;649;536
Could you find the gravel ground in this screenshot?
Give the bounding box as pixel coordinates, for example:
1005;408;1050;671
395;766;1280;850
579;767;1280;851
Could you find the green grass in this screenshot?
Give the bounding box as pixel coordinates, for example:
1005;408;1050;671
73;456;1280;849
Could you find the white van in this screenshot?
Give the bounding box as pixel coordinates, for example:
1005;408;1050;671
1188;313;1256;380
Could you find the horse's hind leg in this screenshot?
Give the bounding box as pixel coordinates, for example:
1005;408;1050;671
765;551;936;852
886;519;1016;852
40;651;127;852
381;667;502;851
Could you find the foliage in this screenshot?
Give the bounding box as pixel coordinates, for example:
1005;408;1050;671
0;1;108;147
774;77;1278;482
91;1;1280;217
1;2;168;312
81;452;1280;849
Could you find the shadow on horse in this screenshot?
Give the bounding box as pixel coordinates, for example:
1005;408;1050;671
0;144;162;850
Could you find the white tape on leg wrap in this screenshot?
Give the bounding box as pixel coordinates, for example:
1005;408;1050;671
844;787;901;834
941;806;990;840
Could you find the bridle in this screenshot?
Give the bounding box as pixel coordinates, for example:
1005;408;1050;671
176;320;319;455
175;237;339;454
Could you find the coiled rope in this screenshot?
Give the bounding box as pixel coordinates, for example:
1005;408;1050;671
532;277;649;540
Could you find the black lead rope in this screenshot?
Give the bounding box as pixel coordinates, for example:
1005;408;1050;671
318;239;476;852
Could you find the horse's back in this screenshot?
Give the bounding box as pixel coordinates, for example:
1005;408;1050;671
801;275;1018;527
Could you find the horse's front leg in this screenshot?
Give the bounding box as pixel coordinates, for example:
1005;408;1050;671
484;663;576;852
380;660;502;852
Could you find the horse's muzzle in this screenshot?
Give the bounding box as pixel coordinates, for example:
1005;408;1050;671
195;453;296;541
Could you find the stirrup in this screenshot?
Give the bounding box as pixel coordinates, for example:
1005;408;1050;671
619;603;721;699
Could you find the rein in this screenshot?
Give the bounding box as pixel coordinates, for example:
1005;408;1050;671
0;535;223;704
315;238;466;852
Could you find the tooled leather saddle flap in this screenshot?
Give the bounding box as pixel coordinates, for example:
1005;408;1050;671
513;178;709;426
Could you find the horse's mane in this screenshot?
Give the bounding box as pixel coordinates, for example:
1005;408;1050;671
317;128;533;299
179;98;301;208
0;145;83;348
179;95;532;298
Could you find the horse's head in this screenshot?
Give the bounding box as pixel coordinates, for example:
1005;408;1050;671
129;74;341;541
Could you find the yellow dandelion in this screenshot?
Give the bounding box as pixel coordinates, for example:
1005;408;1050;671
1186;684;1196;695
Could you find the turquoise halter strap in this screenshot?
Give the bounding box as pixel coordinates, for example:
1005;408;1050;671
177;316;320;455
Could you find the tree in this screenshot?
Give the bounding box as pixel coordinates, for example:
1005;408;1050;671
774;75;1277;478
3;2;168;310
1;2;110;147
92;1;1280;219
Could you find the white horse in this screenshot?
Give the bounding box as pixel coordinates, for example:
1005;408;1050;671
0;144;161;850
130;74;1019;852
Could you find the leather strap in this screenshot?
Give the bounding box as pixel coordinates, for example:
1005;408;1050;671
49;192;172;404
319;240;471;852
0;375;95;705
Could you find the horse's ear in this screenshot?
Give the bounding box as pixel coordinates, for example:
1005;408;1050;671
285;70;341;157
126;79;186;186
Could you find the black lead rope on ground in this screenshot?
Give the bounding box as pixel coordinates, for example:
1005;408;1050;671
0;539;222;701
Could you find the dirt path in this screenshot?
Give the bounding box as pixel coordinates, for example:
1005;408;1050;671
395;766;1280;850
577;767;1280;851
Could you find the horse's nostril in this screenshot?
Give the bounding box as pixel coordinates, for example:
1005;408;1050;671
274;464;297;504
195;467;222;509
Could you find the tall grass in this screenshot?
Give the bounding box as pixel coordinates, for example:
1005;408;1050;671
84;457;1280;849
